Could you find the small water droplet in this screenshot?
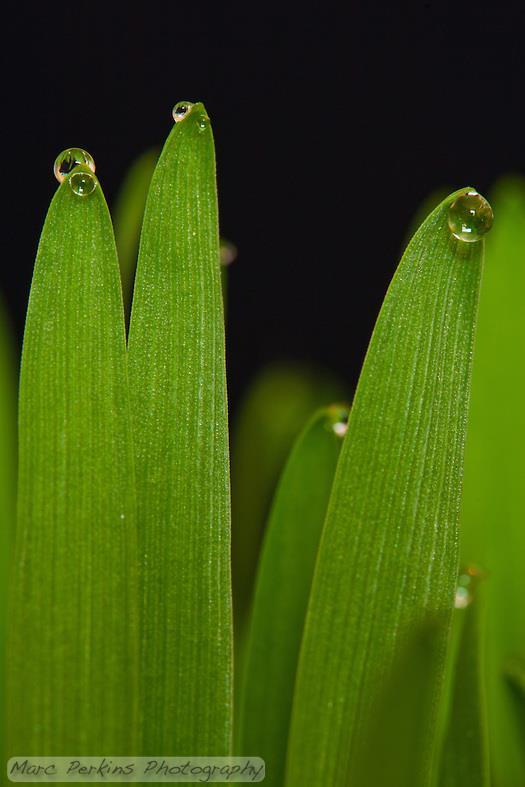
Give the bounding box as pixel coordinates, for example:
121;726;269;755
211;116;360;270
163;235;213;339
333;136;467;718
454;564;486;608
220;239;238;267
69;170;97;198
326;404;350;439
54;148;96;183
448;190;494;243
172;101;194;122
197;115;210;132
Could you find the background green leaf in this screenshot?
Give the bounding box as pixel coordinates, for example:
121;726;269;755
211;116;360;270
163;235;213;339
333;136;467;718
231;362;345;629
460;177;525;785
285;189;485;786
112;148;158;315
127;104;233;755
239;405;346;785
352;619;442;787
7;169;139;755
439;592;490;787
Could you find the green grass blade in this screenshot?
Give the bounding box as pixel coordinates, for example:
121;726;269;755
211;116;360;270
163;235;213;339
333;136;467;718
127;104;232;755
285;189;485;787
239;405;347;786
231;363;345;627
460;177;525;785
439;594;490;787
7;168;139;755
113;148;158;313
0;297;17;767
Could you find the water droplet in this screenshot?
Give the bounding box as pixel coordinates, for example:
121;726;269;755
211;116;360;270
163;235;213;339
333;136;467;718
454;564;486;609
54;148;96;183
69;170;97;198
220;239;238;267
172;101;194;122
448;190;494;243
197;115;210;132
326;404;350;438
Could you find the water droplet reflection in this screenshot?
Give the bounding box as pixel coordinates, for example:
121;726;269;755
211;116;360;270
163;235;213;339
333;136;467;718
448;190;493;243
54;148;96;183
69;170;97;198
172;101;194;122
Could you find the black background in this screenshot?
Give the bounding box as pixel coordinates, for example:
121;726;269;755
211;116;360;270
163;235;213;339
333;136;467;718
2;1;524;406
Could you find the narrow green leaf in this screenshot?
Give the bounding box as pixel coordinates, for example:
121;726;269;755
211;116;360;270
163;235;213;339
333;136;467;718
7;168;139;755
460;177;525;784
285;189;485;786
0;297;17;766
231;363;345;627
439;594;490;787
113;148;158;313
128;105;232;754
239;405;347;786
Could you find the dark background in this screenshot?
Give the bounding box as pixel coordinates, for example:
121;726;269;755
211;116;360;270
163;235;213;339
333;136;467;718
2;2;524;405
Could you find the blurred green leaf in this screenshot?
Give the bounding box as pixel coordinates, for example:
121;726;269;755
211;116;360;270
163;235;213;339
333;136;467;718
0;297;17;767
439;593;490;787
285;189;485;786
7;168;139;754
128;105;232;754
113;148;158;313
352;620;442;787
460;177;525;785
239;405;347;785
231;363;345;627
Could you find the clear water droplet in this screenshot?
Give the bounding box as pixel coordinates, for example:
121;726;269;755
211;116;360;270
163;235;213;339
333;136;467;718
197;115;210;132
448;190;494;243
54;148;96;183
326;404;350;438
172;101;194;122
220;239;238;267
69;170;97;198
454;564;486;609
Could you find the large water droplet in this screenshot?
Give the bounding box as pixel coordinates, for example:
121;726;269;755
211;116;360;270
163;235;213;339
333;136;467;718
448;190;494;243
54;148;96;183
172;101;194;122
454;564;485;609
69;170;97;198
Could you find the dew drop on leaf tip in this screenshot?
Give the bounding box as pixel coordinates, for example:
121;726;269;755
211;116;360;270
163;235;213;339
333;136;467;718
172;101;195;122
68;170;97;197
448;190;494;243
54;148;96;183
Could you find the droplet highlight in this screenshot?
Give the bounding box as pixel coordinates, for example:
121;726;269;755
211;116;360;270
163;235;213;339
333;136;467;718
454;564;486;609
326;404;350;439
448;190;494;243
54;148;96;183
172;101;194;122
69;170;97;198
197;115;210;132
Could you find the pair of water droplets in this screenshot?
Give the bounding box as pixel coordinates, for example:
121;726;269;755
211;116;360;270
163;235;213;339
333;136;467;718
53;102;208;198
